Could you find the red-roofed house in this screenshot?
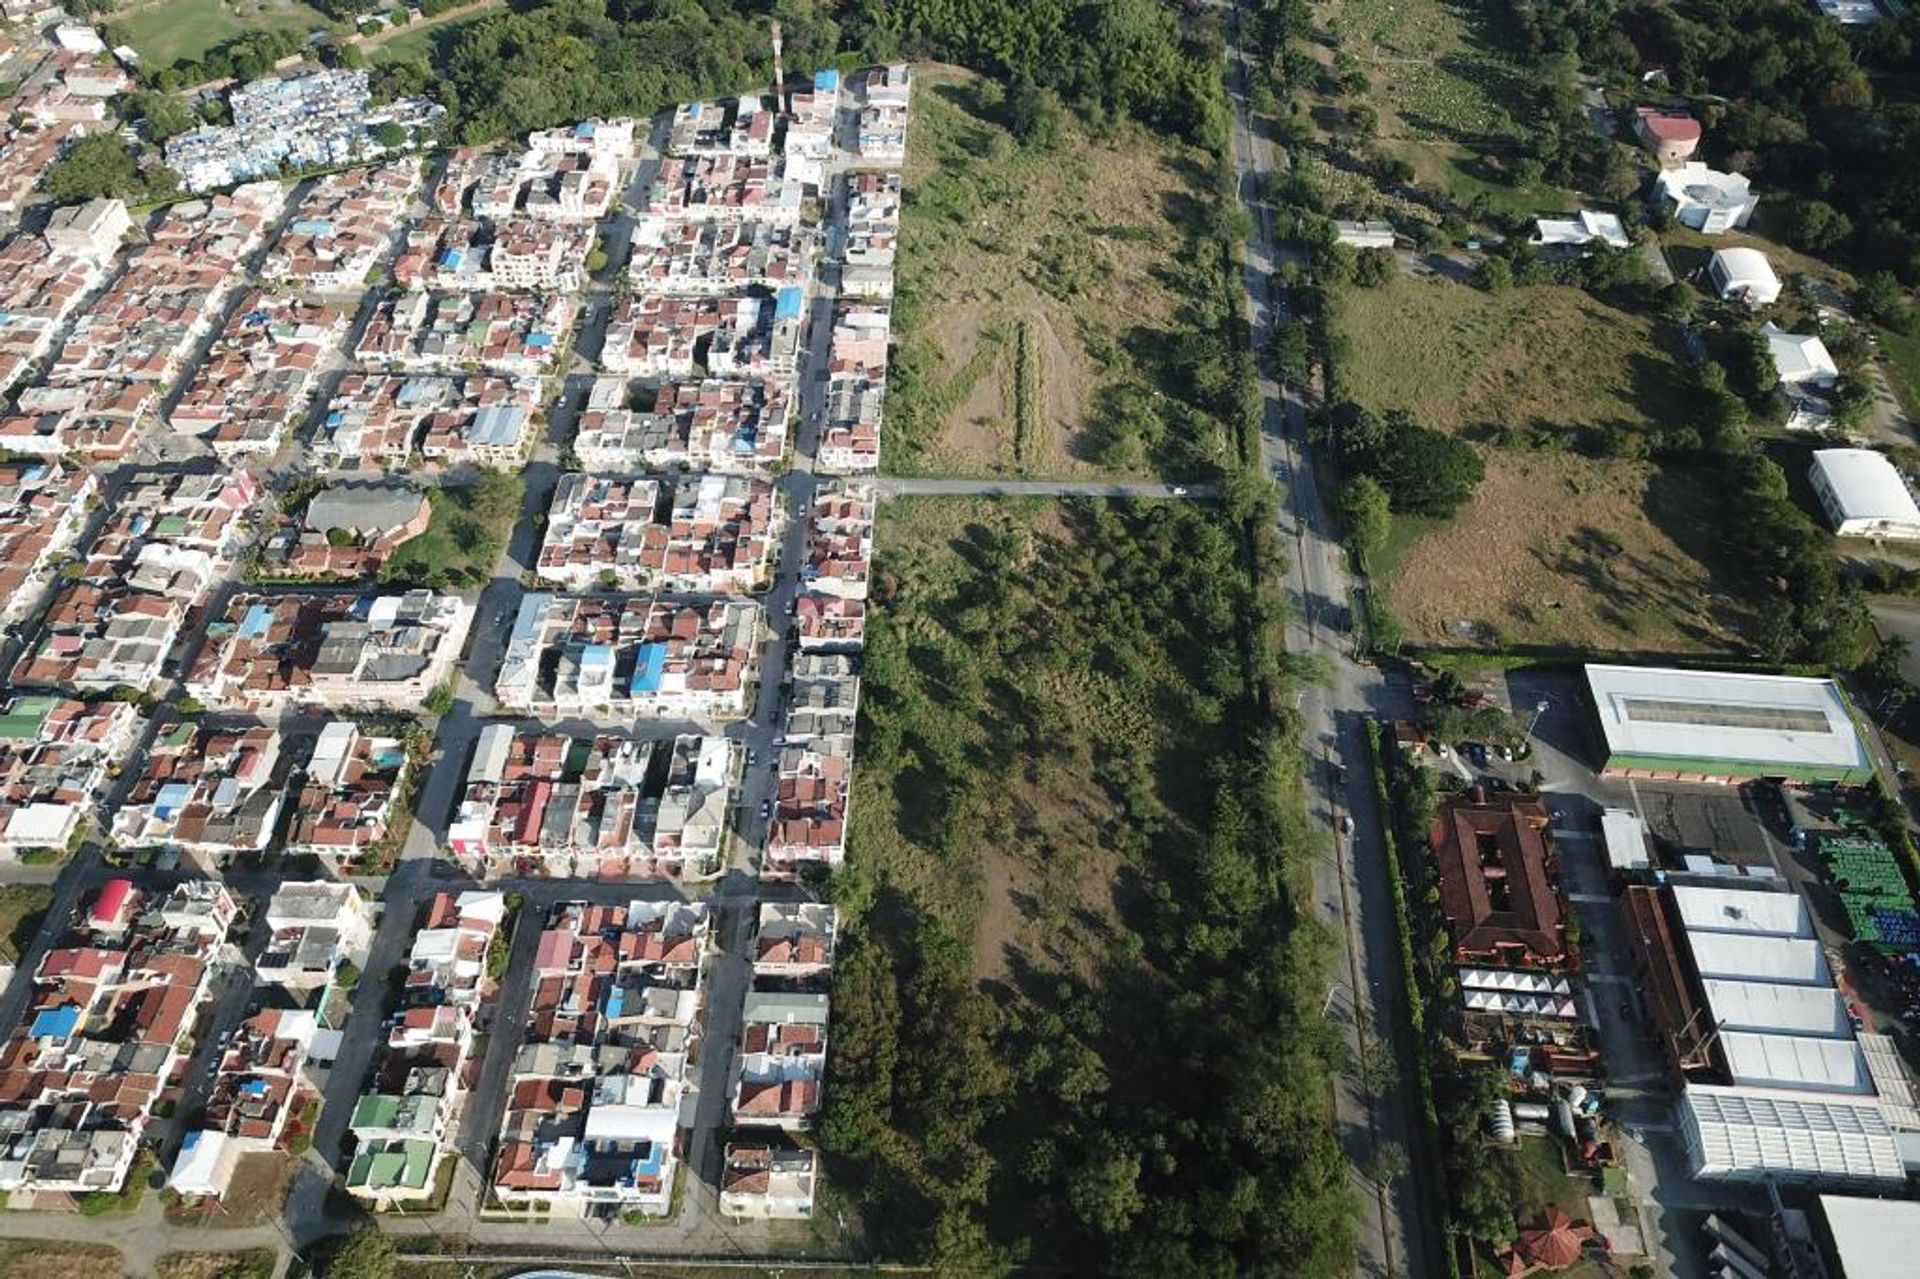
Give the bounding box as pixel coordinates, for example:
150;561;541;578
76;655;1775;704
1635;108;1702;167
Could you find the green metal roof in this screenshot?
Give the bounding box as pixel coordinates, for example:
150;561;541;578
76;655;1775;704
0;696;58;740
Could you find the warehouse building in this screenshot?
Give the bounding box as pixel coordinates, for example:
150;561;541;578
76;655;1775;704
1680;1085;1905;1187
1809;448;1920;542
1814;1195;1920;1279
1584;665;1873;784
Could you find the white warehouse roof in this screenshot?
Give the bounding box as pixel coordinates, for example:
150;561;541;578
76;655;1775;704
1702;979;1852;1038
1585;664;1870;778
1765;324;1840;385
1720;1031;1872;1094
1674;884;1812;938
1816;1195;1920;1279
1682;1085;1904;1185
1811;449;1920;530
1687;932;1831;986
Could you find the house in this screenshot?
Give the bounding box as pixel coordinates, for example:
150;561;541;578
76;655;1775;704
731;991;829;1129
43;199;130;258
278;481;432;579
1709;247;1781;308
753;904;837;986
170;1007;320;1197
495;595;762;720
1332;220;1395;249
1633;109;1702;167
256;881;373;991
1430;789;1564;967
1531;211;1631;251
1809;449;1920;541
1765;323;1840;388
1656;163;1758;234
720;1142;817;1219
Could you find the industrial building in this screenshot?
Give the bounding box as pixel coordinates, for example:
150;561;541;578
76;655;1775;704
1809;448;1920;542
1583;664;1873;783
1814;1194;1920;1279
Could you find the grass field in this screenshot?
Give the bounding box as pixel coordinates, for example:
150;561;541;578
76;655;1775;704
1333;276;1690;439
1333;276;1749;652
890;67;1215;477
1326;0;1528;145
0;1241;123;1279
380;471;522;589
112;0;330;70
370;11;493;66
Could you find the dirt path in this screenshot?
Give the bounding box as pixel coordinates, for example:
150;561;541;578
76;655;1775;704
348;0;504;50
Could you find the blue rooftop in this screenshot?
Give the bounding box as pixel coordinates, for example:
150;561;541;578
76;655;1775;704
630;642;667;695
775;286;803;320
814;69;840;92
30;1007;78;1041
238;603;276;639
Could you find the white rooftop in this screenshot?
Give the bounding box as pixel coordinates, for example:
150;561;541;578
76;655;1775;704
1712;246;1780;289
1687;932;1831;986
1533;211;1630;249
1584;664;1870;776
1683;1084;1904;1184
1600;808;1651;870
1766;323;1840;384
1812;450;1920;528
1816;1195;1920;1279
1702;979;1852;1038
1673;884;1812;939
1720;1031;1872;1094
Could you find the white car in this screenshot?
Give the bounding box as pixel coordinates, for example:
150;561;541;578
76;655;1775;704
1341;814;1355;835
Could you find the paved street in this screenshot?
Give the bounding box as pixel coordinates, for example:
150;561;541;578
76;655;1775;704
873;477;1215;499
1224;6;1427;1277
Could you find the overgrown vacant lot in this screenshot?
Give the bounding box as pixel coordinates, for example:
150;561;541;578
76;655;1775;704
1335;276;1753;652
0;1240;123;1279
1334;277;1689;438
1325;0;1527;144
825;497;1350;1271
1384;451;1751;652
889;69;1221;478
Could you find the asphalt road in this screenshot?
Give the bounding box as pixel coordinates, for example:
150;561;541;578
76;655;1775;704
873;478;1216;499
1223;7;1428;1277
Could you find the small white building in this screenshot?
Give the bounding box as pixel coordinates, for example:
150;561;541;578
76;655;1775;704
1709;247;1781;308
1766;323;1840;388
1532;211;1631;250
1810;449;1920;540
1656;163;1759;234
44;198;130;260
1816;0;1881;23
1332;220;1395;250
52;24;107;56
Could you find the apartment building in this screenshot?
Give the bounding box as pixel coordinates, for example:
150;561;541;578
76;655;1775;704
171;293;349;459
599;295;721;377
491;900;708;1217
537;474;779;592
346;891;504;1207
313;373;541;470
817;302;890;474
169;1006;320;1198
0;697;140;859
185;590;473;714
730;992;828;1129
0;880;235;1200
572;376;791;474
627;218;814;295
10;583;187;693
255;881;373;992
356;290;576;377
803;480;875;599
109;722;285;861
0;379;155;461
646;154;800;225
285;720;410;866
0;225;115;390
650;733;739;877
0;462;96;626
260;161;420;290
447;726;653;879
496;595;762;720
720;1141;818;1219
394;218;596;292
794;593;866;651
83;469;260;603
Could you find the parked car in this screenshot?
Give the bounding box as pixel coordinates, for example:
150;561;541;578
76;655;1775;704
1341;814;1355;835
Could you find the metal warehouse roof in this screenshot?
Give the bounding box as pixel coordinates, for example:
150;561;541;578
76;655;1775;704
1584;665;1869;775
1816;1194;1920;1279
1702;979;1852;1038
1687;932;1831;986
1812;449;1920;528
1673;884;1812;938
1720;1031;1872;1094
1681;1085;1904;1184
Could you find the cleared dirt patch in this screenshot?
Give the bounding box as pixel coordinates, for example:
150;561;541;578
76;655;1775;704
1383;450;1750;652
156;1251;276;1279
890;67;1211;477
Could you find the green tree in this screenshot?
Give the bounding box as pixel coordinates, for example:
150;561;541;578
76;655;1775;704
371;121;406;148
1337;474;1392;565
1352;247;1395;287
43;135;142;203
1268;321;1311;387
127;91;196;144
1066;1148;1144;1235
